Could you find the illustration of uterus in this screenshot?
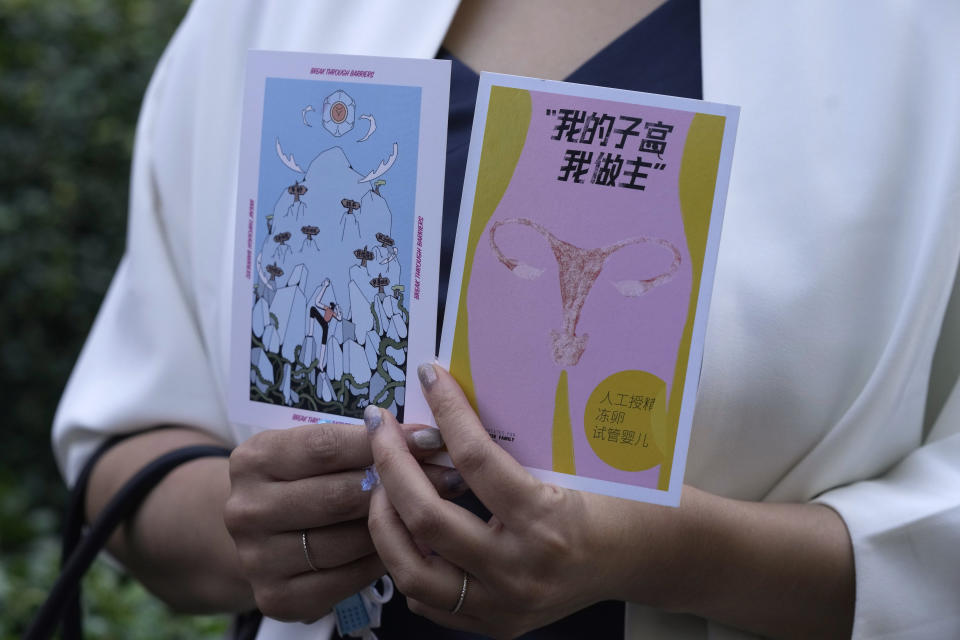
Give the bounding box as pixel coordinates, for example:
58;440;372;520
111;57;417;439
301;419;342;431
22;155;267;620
489;217;682;367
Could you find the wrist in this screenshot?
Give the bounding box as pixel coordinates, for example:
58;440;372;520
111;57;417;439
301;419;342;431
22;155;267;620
581;488;705;610
600;486;854;639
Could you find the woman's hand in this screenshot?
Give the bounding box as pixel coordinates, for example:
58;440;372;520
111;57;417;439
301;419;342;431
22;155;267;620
224;420;464;622
366;363;855;640
365;364;639;638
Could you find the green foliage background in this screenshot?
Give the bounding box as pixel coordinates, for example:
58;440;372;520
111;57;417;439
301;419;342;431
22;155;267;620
0;1;229;636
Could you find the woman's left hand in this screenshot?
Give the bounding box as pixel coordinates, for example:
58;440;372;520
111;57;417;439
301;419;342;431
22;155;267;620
366;362;857;639
364;362;646;638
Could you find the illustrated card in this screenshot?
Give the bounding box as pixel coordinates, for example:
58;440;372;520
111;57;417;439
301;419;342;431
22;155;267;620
440;73;738;506
229;51;449;437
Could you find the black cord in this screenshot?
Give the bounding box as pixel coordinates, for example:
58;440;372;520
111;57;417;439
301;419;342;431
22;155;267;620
24;444;231;640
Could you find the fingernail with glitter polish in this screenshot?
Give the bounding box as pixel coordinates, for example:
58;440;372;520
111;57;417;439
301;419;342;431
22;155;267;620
418;363;437;390
444;469;466;495
363;404;382;433
411;427;444;451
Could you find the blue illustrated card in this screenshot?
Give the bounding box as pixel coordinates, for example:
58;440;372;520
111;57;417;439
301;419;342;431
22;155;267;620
229;52;449;437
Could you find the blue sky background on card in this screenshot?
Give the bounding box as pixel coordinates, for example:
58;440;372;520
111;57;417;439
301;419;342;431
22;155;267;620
254;78;422;277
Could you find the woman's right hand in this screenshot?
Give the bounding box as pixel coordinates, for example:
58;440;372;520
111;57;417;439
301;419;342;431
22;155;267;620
224;420;461;622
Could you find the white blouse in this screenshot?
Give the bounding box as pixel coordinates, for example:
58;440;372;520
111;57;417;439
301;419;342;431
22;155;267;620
54;2;960;638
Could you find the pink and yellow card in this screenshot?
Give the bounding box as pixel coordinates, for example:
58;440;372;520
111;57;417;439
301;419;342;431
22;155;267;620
440;73;738;506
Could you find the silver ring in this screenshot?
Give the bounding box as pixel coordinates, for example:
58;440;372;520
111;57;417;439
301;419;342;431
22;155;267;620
301;529;319;572
450;572;469;614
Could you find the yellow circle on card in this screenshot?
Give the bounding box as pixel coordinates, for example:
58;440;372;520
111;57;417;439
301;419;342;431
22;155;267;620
584;370;667;471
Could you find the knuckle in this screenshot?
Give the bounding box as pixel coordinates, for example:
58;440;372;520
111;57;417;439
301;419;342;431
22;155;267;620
304;426;342;470
229;442;266;477
536;483;566;510
434;394;470;428
315;476;360;522
453;442;488;477
406;503;444;543
371;446;405;478
528;483;567;525
390;563;426;600
223;495;260;533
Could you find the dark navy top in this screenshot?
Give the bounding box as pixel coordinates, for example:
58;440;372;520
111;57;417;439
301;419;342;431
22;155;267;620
378;0;701;637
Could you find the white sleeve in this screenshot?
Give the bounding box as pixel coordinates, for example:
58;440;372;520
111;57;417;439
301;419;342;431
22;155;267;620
51;38;232;487
698;1;960;636
817;270;960;639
